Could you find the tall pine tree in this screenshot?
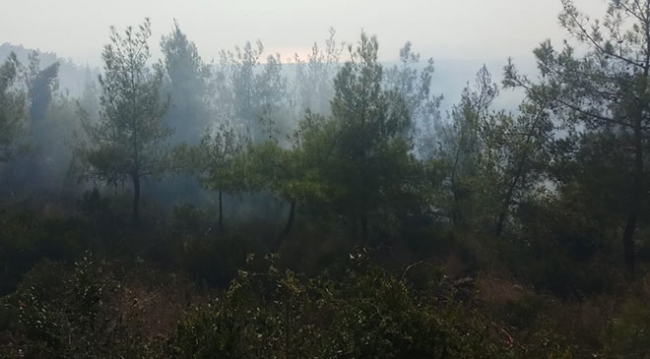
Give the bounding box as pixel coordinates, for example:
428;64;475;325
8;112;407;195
72;19;171;224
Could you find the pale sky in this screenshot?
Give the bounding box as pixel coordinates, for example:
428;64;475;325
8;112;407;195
1;0;608;66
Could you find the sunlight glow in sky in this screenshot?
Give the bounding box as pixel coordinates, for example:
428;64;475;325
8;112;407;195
1;0;608;65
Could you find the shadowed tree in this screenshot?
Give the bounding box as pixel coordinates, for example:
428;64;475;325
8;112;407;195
161;20;210;146
152;21;213;206
0;53;26;163
217;41;288;144
72;19;171;225
482;102;553;237
293;27;344;117
190;123;247;232
437;65;498;229
245;112;332;239
327;33;413;242
384;41;443;158
504;0;650;273
26;52;59;136
21;53;61;186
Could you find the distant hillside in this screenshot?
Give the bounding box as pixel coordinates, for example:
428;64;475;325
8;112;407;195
0;43;98;95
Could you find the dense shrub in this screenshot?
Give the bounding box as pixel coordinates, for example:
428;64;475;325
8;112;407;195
169;251;510;358
603;298;650;358
181;232;265;288
0;208;93;295
0;254;163;358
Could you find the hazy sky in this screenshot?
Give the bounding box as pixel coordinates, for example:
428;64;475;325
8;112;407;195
1;0;608;66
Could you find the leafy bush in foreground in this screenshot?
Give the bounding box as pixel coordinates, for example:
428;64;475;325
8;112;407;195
169;251;508;358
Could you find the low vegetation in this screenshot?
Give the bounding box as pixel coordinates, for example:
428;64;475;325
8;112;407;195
3;0;650;357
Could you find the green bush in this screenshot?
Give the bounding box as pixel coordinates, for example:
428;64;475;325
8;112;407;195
0;209;93;295
169;251;508;358
603;298;650;358
172;203;206;234
502;294;544;331
182;233;264;288
0;254;161;358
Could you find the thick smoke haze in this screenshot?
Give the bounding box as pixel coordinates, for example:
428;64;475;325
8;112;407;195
1;0;606;66
5;1;650;357
0;0;582;208
0;0;604;209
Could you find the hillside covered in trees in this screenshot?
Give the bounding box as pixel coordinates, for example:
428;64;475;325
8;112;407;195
3;1;650;357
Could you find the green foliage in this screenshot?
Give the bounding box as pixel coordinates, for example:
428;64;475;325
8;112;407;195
604;298;650;358
0;53;26;162
217;40;289;144
172;203;205;233
433;65;553;237
384;42;442;158
169;252;507;358
6;6;650;358
74;19;171;185
293;27;343;117
502;294;544;331
72;18;172;223
303;33;418;241
25;52;59;129
246;128;330;210
244;35;432;242
436;65;498;230
0;52;86;194
161;20;211;146
504;0;650;271
79;188;111;219
172;123;249;230
193;123;247;193
0;208;93;295
495;195;623;297
1;256;128;357
181;232;265;288
481;102;553;236
0;255;175;358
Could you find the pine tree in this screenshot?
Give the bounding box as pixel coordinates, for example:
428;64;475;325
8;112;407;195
505;0;650;272
72;19;171;224
0;53;26;163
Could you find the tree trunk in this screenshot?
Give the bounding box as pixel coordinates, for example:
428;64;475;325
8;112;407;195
284;200;296;235
496;172;521;237
132;175;141;226
622;126;644;274
495;211;507;237
451;187;460;228
495;168;524;237
622;213;637;274
218;190;223;232
496;107;545;237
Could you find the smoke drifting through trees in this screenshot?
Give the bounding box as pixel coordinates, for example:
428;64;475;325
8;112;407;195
5;2;650;355
0;11;641;266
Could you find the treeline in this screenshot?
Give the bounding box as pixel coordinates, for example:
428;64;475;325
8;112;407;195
3;0;650;357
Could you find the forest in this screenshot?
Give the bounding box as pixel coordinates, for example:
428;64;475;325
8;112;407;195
2;0;650;357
